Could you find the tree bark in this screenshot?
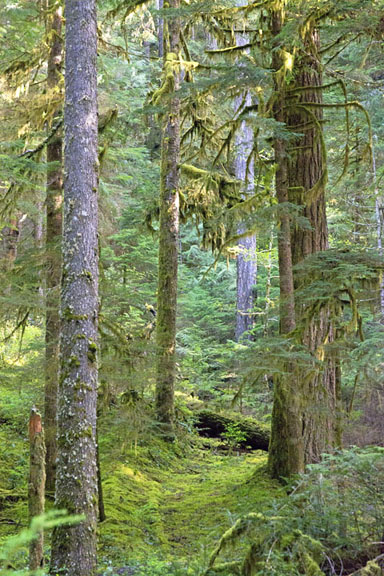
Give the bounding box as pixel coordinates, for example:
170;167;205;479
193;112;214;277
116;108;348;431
44;1;63;496
269;6;339;478
155;0;181;439
234;17;257;342
50;1;99;574
268;2;304;479
29;408;46;572
286;27;338;465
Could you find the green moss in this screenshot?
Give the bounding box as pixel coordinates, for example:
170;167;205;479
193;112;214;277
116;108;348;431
62;307;88;321
97;413;281;565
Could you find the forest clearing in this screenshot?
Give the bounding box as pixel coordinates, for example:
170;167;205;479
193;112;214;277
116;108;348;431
1;0;384;575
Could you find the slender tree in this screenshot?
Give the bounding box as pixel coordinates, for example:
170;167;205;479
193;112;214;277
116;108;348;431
234;22;257;342
155;0;181;437
44;0;63;495
28;408;46;572
50;0;99;573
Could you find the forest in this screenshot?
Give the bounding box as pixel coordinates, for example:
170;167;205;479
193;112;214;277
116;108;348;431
0;0;384;575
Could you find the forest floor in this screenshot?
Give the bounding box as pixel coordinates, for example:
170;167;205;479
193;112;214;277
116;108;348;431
0;395;281;575
98;412;282;575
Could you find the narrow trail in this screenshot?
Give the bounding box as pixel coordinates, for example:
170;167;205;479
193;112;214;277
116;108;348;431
160;450;274;556
100;440;280;566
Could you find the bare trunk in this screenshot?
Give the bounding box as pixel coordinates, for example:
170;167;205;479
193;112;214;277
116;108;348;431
157;0;164;58
44;2;63;496
155;0;181;439
234;13;257;342
50;1;99;574
29;409;46;571
373;137;384;319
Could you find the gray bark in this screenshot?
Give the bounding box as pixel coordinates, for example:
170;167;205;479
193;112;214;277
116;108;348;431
50;1;99;575
234;6;257;342
373;136;384;319
234;104;257;341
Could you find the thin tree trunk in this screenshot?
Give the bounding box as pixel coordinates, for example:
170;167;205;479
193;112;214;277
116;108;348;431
234;12;257;342
155;0;181;439
50;1;99;574
263;225;274;337
29;408;46;572
373;136;384;319
157;0;164;58
44;1;63;496
96;426;106;522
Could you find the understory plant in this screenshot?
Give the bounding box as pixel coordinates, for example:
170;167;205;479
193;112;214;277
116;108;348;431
205;447;384;575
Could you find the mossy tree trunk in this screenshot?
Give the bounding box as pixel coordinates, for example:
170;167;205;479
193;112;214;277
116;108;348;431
269;6;340;478
50;1;99;574
268;2;304;479
44;0;63;496
29;409;46;571
155;0;181;439
286;26;339;464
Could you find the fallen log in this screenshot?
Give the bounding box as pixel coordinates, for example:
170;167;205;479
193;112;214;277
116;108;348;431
194;409;270;451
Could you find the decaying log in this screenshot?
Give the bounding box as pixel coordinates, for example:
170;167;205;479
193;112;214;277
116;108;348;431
194;409;270;451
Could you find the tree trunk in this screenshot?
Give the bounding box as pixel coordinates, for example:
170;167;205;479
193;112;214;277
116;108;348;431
96;426;106;522
373;136;384;319
234;17;257;342
50;1;99;574
44;1;63;496
29;408;46;572
269;6;339;478
157;0;164;58
286;27;338;465
155;0;181;439
268;2;304;479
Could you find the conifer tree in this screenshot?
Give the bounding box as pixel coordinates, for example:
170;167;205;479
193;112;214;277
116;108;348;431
268;1;340;477
155;0;181;437
50;0;99;573
234;10;257;342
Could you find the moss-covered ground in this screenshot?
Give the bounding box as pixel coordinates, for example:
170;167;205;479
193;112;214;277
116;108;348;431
0;398;281;575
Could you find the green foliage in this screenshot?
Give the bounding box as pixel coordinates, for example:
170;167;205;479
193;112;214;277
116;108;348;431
0;511;84;574
222;423;247;453
208;447;384;575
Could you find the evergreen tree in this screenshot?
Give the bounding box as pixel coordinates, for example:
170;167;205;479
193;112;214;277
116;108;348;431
155;0;181;437
50;0;99;573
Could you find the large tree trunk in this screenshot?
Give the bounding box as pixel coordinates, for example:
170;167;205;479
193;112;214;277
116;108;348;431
269;6;339;478
286;27;338;464
155;0;181;439
50;1;99;574
268;3;303;479
44;1;63;496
